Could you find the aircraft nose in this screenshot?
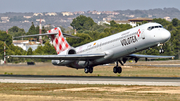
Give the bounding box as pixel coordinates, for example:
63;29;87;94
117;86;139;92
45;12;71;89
161;29;171;42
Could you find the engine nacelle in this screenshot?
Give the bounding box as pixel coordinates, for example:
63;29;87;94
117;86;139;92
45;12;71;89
67;48;76;54
51;48;76;66
52;60;64;65
59;48;76;55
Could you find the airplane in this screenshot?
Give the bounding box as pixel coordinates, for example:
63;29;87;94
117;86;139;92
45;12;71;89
11;22;174;74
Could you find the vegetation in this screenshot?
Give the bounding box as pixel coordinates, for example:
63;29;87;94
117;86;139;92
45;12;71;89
0;60;180;77
0;15;180;62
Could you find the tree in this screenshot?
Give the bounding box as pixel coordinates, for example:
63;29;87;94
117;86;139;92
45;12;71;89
110;20;117;27
67;33;93;47
152;18;170;27
27;22;36;35
59;26;65;33
43;41;56;55
0;30;12;46
172;18;179;27
34;45;44;55
27;47;33;55
70;15;95;31
8;26;26;38
42;26;47;33
0;41;4;59
26;22;38;40
35;25;39;34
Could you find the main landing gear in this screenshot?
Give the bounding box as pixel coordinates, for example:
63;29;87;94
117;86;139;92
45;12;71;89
84;61;93;73
113;60;123;74
84;66;93;74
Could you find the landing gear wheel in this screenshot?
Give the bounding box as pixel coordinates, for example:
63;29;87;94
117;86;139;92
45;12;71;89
159;49;164;53
84;66;93;73
84;68;89;73
113;66;122;74
89;67;93;73
113;66;118;73
117;67;122;73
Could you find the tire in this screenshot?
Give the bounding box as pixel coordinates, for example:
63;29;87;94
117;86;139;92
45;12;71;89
117;67;122;73
84;68;89;73
159;49;164;53
89;67;93;73
113;67;117;73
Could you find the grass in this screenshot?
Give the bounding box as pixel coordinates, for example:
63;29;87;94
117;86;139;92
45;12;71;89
0;60;180;77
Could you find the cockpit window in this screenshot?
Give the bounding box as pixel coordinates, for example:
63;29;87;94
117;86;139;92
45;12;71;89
147;26;163;30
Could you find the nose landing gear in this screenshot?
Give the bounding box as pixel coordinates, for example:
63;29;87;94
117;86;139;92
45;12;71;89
158;44;164;53
159;49;164;53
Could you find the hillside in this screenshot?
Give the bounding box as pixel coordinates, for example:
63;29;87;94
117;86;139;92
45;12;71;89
0;8;180;31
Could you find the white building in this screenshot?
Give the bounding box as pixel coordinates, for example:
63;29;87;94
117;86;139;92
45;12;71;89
98;20;136;27
13;40;41;51
45;13;57;16
0;60;4;64
33;13;43;16
61;12;73;16
164;16;171;21
98;18;153;27
36;19;46;22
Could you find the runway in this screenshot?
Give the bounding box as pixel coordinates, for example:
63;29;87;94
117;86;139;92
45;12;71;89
0;75;179;86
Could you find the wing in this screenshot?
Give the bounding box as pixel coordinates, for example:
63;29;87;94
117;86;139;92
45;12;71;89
10;53;106;60
128;54;175;59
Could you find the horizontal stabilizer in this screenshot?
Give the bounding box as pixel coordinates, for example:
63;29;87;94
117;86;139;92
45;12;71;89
13;33;79;39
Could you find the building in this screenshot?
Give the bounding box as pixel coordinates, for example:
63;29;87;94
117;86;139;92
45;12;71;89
13;39;41;51
164;16;171;21
98;20;135;27
33;13;43;16
0;60;4;64
45;13;57;16
61;12;73;16
98;18;153;27
36;19;46;22
128;18;153;27
23;16;32;19
1;17;10;23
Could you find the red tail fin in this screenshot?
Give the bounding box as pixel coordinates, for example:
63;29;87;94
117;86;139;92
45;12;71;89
48;27;71;54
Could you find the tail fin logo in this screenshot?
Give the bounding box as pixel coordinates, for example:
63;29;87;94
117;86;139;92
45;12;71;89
48;27;71;54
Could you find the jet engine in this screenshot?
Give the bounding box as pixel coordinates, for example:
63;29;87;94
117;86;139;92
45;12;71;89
51;48;76;66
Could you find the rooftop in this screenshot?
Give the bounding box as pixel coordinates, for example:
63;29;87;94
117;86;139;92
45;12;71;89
128;18;153;21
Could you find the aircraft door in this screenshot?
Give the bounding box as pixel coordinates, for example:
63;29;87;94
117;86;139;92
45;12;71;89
141;29;145;39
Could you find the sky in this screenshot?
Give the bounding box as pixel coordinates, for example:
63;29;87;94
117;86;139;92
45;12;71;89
0;0;180;13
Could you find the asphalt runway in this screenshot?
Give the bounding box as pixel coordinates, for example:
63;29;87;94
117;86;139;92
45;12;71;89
0;75;179;86
1;64;180;67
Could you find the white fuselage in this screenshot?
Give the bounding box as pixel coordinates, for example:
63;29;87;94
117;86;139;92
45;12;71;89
54;23;171;68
